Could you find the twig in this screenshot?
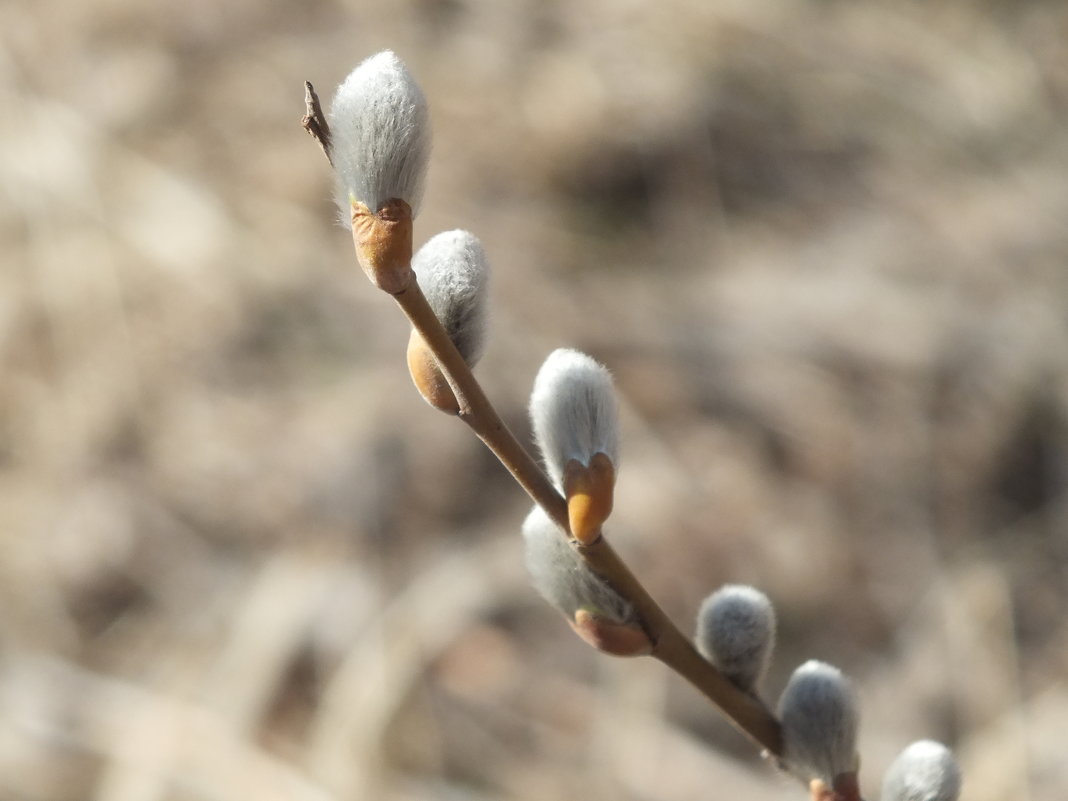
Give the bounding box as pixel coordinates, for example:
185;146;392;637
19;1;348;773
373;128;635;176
390;275;784;756
300;85;783;761
302;81;333;166
392;281;569;525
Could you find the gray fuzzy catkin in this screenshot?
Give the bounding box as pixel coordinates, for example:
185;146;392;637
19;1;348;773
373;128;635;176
521;505;634;624
529;349;619;490
411;230;489;365
695;584;776;691
777;661;859;784
329;50;431;218
881;740;962;801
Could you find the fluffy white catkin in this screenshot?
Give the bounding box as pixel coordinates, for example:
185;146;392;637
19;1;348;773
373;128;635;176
695;584;776;691
777;660;859;784
411;230;489;365
329;50;430;219
529;349;619;490
521;505;634;625
881;740;962;801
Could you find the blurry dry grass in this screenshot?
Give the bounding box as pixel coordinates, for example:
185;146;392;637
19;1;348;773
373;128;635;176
2;1;1067;799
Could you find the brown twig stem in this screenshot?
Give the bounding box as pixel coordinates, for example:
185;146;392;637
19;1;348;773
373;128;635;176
391;280;568;524
579;535;783;755
390;276;784;756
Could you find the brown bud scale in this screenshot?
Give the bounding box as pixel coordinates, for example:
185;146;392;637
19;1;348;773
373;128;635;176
569;609;651;657
351;198;414;294
407;329;459;414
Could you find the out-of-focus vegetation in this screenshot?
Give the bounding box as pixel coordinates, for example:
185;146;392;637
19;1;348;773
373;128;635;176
2;1;1066;799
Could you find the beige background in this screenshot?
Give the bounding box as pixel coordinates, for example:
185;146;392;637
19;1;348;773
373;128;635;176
2;1;1067;799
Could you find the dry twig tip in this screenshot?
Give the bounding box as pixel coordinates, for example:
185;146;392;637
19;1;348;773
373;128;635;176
301;80;332;165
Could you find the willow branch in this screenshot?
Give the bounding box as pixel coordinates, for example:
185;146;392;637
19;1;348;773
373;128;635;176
300;81;783;760
390;277;783;756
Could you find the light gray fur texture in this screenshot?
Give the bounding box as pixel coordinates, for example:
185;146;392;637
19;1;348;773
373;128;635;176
412;230;489;365
778;660;859;784
881;740;962;801
529;349;619;490
521;505;634;624
695;584;776;691
329;50;430;218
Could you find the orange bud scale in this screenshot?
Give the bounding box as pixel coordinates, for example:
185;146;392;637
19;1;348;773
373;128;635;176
563;452;616;544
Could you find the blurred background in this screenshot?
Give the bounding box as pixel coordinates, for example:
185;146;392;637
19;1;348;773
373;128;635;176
2;0;1067;799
